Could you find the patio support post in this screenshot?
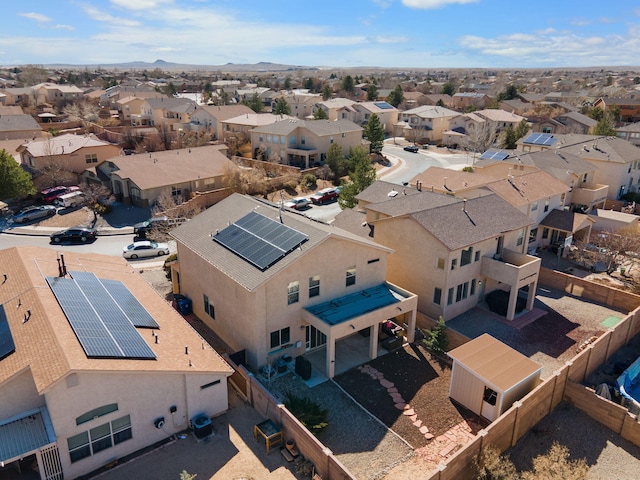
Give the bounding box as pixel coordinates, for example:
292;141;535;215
506;288;517;321
526;280;537;311
369;324;379;360
407;309;416;343
326;336;336;379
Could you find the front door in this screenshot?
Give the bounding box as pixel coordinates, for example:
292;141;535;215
481;386;498;421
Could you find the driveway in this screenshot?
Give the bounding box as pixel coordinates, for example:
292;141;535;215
92;387;300;480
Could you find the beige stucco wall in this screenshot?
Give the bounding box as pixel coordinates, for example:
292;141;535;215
588;158;638;199
26;144;121;174
45;370;228;479
0;370;44;419
176;236;388;372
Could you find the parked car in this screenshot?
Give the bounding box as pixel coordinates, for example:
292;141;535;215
12;205;57;223
310;187;339;205
133;216;186;237
122;241;170;259
403;145;419;153
55;191;85;208
50;227;98;244
284;197;311;210
40;185;80;204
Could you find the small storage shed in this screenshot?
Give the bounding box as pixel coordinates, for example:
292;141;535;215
448;334;542;421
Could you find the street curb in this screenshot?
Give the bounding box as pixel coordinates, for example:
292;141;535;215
2;227;134;237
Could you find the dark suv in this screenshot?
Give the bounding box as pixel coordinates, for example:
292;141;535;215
133;216;185;238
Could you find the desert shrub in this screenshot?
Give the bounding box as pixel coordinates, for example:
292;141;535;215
301;173;317;190
462;166;474;173
283;181;298;193
93;203;112;215
284;391;328;435
163;254;177;280
423;316;449;355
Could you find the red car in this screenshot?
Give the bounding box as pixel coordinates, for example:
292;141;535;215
40;185;80;203
310;187;339;205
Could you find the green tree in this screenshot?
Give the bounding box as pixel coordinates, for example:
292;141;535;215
284;391;328;435
322;84;333;101
283;77;292;90
422;316;449;355
514;118;530;141
341;75;354;94
0;149;35;200
338;146;377;209
326;143;346;178
313;107;328;120
499;125;518;149
387;85;404;107
244;93;263;113
163;81;177;97
436;98;445;107
273;97;291;115
588;106;605;121
366;84;379;101
497;84;519;102
441;81;456;96
363;113;384;153
593;114;617;136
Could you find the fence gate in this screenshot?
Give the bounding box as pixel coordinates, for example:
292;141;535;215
37;444;63;480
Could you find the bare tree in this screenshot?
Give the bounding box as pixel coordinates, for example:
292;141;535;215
466;120;498;155
571;227;640;274
79;182;115;222
156;123;174;151
63;100;100;129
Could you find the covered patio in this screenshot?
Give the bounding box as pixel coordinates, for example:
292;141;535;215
301;282;417;379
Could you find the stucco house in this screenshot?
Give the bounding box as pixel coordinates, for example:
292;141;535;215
33;83;84;106
398;105;460;143
19;133;122;174
249;118;364;168
337;181;541;322
270;92;322;119
313;98;357;121
170;194;417;380
188;104;254;140
593;96;640;123
83;144;235;207
616;121;640;147
452;92;492;110
221;112;295;142
0;247;232;480
348;101;399;134
131;97;197;128
0;114;42;141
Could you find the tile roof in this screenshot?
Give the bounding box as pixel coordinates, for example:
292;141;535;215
555;111;597;127
107;144;235;191
0;247;232;394
317;98;357;109
0;115;41;133
401;105;459;119
554;134;640;164
170;193;391;291
145;97;197;112
224;113;295;127
410;166;497;194
508;150;596;179
251;118;362;136
475;109;525;123
539;209;594;232
486;170;570;208
194;104;254;121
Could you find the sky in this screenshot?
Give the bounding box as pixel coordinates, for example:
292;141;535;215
2;0;640;69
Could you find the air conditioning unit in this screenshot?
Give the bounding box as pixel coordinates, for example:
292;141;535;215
154;417;165;429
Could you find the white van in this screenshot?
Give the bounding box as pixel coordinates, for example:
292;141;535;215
56;191;86;208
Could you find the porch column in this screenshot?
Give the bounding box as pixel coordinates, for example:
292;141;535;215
305;154;310;169
369;324;379;360
326;336;336;379
526;280;537;311
407;309;416;343
506;288;518;321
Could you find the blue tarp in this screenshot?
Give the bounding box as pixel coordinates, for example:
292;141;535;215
616;356;640;408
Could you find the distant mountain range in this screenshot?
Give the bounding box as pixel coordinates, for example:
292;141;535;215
32;59;321;73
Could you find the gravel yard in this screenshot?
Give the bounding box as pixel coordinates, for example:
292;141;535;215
506;401;640;480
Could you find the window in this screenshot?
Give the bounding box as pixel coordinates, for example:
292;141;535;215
437;257;445;270
171;186;182;197
456;284;463;302
433;287;442;305
346;266;356;286
309;276;320;298
130;187;141;200
544;199;549;212
259;134;264;142
582;173;588;183
542;227;549;239
330;136;334;144
266;134;272;143
529;227;538;244
462;282;469;299
270;327;290;349
447;288;454;305
289;135;296;145
516;229;524;246
287;281;299;304
470;279;477;296
85;153;98;164
200;379;221;390
301;135;306;145
531;200;538;211
483;387;497;406
542;126;552;134
451;258;457;270
461;247;473;266
203;294;215;319
67;415;132;463
76;404;118;426
475;250;481;262
367;258;380;264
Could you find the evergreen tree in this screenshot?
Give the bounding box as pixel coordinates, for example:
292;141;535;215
593;115;617;136
436;99;445;107
244;93;263;113
514;119;530;141
341;75;354;94
283;77;292;90
387;85;404;107
338;147;377;209
363;113;384;153
313;107;328;120
326;143;346;178
322;84;333;101
366;84;379;101
441;81;456;96
273;97;291;115
0;149;35;200
499;125;517;149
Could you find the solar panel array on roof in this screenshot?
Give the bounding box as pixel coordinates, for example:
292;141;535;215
480;150;510;161
214;210;308;271
0;305;16;361
101;279;159;328
523;133;556;146
373;101;393;110
46;274;156;360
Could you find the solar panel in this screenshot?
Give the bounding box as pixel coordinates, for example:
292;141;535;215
100;279;160;329
480;150;509;161
524;133;556;146
0;305;16;361
373;101;393;110
214;211;308;271
47;275;156;360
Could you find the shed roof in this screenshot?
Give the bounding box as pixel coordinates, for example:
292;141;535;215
448;334;541;392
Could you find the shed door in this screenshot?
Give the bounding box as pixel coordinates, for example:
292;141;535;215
481;386;498;421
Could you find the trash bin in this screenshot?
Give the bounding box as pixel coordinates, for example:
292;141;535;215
177;297;192;315
295;356;312;380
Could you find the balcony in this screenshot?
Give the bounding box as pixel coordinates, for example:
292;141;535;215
481;248;541;290
571;183;608;207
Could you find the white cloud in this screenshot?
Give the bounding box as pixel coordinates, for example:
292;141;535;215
570;17;591;26
53;24;75;31
375;35;409;44
81;5;140;27
402;0;479;9
18;12;51;23
109;0;173;10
